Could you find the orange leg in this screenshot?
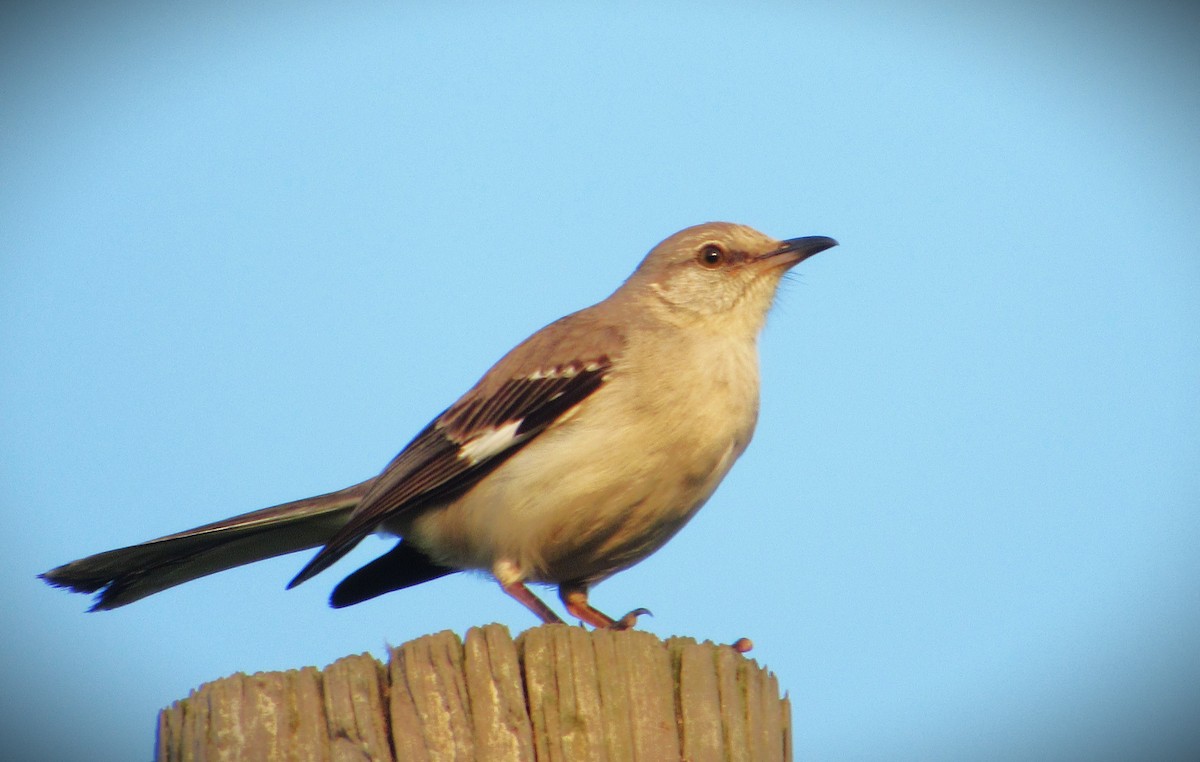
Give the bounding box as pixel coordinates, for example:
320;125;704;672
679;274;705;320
559;583;650;631
501;580;564;624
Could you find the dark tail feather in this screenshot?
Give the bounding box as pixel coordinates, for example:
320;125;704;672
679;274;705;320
330;540;457;608
40;480;371;610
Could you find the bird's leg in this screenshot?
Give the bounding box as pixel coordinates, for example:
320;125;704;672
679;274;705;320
559;582;651;631
501;580;564;624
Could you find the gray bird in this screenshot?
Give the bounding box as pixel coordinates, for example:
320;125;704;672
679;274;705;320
41;222;836;628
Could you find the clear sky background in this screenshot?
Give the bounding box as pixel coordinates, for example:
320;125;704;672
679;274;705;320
3;2;1198;760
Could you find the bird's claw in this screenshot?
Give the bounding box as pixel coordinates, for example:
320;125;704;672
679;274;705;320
610;607;653;630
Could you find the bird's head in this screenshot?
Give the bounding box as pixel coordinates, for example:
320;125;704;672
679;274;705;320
622;222;837;333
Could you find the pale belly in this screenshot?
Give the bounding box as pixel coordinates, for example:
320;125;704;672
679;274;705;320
395;328;762;586
400;377;755;585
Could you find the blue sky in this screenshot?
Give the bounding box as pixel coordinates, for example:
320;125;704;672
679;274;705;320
3;2;1198;759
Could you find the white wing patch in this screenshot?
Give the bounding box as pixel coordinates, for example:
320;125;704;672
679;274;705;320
527;360;604;381
458;420;526;464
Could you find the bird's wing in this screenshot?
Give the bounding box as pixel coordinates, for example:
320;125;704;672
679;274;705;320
288;311;624;587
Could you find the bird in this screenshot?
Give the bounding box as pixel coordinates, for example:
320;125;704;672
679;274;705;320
41;222;837;629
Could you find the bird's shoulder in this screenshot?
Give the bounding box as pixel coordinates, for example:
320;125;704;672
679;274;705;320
435;304;625;440
464;305;626;396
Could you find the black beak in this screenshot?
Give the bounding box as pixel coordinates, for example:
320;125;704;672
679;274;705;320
769;235;839;264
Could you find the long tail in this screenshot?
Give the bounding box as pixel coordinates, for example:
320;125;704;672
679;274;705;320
40;480;371;610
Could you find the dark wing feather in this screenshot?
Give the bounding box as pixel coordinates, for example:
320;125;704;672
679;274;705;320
288;314;622;588
329;540;456;608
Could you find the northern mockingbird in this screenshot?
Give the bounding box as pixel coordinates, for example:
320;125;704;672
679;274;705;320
42;222;836;629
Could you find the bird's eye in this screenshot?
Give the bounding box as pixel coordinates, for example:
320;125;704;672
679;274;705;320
698;244;725;269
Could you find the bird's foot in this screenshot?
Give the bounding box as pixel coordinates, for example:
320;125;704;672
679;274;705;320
609;607;653;631
559;584;652;630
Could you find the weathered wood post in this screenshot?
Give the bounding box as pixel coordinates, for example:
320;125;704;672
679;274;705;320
157;623;791;761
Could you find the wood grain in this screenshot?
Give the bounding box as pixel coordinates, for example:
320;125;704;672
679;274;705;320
157;624;790;761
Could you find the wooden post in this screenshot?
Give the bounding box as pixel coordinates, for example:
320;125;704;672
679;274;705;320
157;623;791;761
